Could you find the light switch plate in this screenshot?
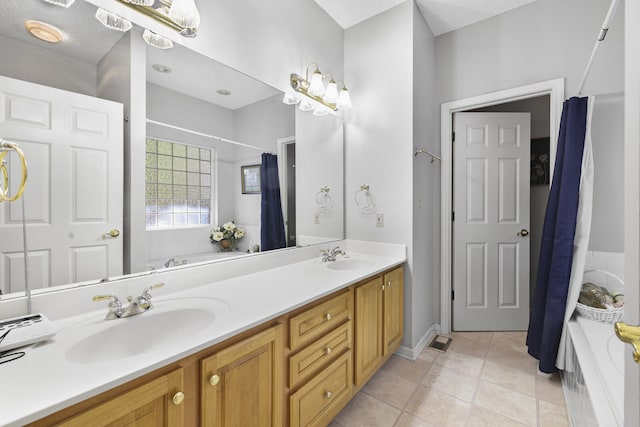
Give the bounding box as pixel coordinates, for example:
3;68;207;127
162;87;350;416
376;212;384;227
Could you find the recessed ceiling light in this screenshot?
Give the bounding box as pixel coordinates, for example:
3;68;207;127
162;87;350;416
152;64;172;73
25;20;63;43
216;89;231;96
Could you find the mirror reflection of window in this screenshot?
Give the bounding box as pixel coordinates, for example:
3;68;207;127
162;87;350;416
145;138;213;229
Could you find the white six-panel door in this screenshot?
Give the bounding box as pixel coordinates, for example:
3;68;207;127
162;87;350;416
0;75;123;295
453;112;531;331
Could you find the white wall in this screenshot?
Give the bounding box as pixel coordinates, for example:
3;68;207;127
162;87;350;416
345;1;424;350
233;94;295;233
435;0;624;102
295;111;344;244
0;34;98;96
589;93;624;252
97;30;147;275
411;2;439;346
87;0;344;97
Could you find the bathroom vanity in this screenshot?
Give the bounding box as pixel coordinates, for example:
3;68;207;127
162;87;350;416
0;241;406;426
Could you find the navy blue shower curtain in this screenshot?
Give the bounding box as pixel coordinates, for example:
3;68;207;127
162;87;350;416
260;153;286;251
527;97;589;373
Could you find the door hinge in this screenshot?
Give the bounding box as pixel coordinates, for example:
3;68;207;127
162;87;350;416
452;211;455;222
451;290;455;300
452;131;455;142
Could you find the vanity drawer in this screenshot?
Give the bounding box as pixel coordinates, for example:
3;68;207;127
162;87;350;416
289;291;351;351
289;320;352;389
290;350;353;427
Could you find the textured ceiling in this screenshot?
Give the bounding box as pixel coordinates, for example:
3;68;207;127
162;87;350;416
314;0;538;35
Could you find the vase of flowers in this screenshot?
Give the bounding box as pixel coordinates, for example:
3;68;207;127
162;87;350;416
210;222;245;251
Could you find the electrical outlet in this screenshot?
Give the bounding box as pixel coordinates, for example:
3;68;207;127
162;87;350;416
376;211;384;227
314;213;320;224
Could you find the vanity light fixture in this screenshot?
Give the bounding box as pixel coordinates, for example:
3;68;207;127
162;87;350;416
288;63;353;112
95;8;133;32
25;20;63;43
143;28;173;49
116;0;201;38
122;0;155;5
42;0;76;7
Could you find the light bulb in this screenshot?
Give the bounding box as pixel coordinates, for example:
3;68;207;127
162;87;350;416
123;0;154;5
323;81;338;104
308;71;325;96
282;93;300;105
95;8;133;32
338;88;352;110
299;100;314;111
143;29;174;49
169;0;201;28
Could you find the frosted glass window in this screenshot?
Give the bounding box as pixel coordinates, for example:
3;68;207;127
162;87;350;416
145;138;213;229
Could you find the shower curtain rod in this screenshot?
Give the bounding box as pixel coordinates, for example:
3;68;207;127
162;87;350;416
146;118;265;152
576;0;621;96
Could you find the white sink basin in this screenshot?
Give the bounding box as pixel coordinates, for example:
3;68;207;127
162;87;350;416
66;298;228;364
325;258;374;271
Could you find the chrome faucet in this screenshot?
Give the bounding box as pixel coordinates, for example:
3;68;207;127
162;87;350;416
321;246;347;262
164;258;175;268
93;282;165;320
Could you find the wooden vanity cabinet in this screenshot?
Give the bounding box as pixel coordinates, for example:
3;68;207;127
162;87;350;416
201;324;283;427
287;290;354;427
27;264;404;427
29;368;186;427
354;266;404;387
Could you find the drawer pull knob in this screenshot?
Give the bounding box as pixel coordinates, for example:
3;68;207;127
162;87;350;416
324;391;333;399
381;284;385;291
209;374;220;386
324;346;332;355
325;313;332;321
172;391;185;406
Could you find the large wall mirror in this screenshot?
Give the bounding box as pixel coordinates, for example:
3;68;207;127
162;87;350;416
0;0;344;299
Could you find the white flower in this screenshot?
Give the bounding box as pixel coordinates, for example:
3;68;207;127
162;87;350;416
212;231;224;242
234;229;245;239
223;222;236;231
212;226;220;232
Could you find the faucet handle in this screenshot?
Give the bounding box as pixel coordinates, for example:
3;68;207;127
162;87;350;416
142;282;165;299
93;294;123;320
93;294;121;305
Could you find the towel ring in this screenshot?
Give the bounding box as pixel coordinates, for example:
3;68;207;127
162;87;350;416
0;140;28;203
354;184;376;211
316;186;333;212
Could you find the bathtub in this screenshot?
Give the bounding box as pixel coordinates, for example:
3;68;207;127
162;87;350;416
563;315;624;426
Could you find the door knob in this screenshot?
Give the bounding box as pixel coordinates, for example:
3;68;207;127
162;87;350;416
615;322;640;364
517;229;529;237
102;229;120;238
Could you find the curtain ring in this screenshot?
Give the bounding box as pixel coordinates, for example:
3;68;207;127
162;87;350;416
316;186;333;212
354;184;375;211
0;141;28;203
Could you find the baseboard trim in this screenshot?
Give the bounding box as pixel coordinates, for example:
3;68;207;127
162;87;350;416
395;323;440;360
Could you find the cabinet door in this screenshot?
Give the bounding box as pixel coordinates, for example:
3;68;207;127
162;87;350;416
383;267;404;356
57;369;185;427
354;277;384;386
201;324;283;427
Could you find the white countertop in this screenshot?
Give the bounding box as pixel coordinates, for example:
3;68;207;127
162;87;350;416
0;242;405;426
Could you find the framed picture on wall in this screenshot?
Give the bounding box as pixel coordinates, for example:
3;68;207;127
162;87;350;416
530;137;550;185
241;164;261;194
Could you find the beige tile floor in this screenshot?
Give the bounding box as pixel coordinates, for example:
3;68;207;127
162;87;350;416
330;331;569;427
